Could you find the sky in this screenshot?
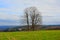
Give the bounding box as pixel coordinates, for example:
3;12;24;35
0;0;60;25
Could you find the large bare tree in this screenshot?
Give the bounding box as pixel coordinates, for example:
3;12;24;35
24;7;42;30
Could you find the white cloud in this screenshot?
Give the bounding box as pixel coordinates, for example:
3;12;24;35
0;12;20;20
0;22;20;26
0;0;60;25
0;0;59;17
46;0;56;3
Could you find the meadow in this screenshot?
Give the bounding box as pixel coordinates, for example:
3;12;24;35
0;30;60;40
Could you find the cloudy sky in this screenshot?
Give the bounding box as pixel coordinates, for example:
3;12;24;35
0;0;60;25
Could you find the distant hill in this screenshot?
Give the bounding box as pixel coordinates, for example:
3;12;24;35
0;26;20;30
0;25;60;31
41;25;60;30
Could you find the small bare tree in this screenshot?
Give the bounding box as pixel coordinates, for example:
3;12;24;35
24;8;29;30
24;7;42;31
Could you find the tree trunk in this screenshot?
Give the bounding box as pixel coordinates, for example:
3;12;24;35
26;14;29;30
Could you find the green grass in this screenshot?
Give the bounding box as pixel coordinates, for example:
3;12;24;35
0;30;60;40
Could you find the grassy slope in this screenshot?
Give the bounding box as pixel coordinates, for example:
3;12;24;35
0;30;60;40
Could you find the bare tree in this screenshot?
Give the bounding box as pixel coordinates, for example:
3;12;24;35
24;8;29;30
24;7;42;31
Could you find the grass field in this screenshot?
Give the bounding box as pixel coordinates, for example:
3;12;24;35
0;30;60;40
